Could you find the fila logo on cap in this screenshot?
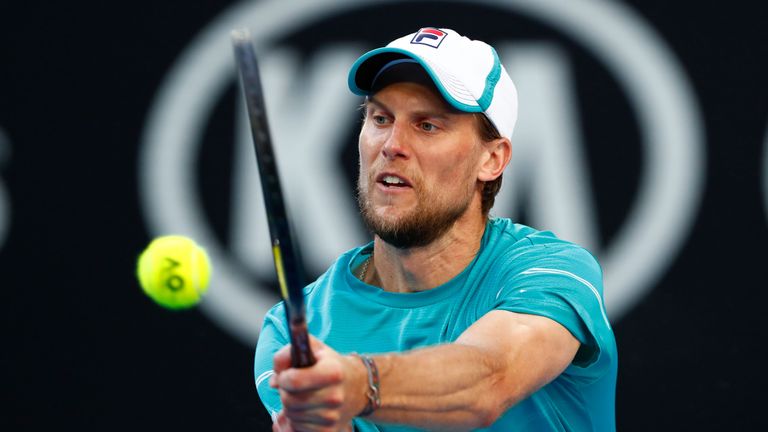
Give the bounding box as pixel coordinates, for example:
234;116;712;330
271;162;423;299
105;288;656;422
411;28;446;48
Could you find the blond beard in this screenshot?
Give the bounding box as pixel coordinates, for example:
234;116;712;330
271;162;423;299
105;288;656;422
357;173;476;249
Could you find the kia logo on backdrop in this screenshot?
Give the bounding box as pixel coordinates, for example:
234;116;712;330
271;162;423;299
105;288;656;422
140;0;705;347
0;128;11;252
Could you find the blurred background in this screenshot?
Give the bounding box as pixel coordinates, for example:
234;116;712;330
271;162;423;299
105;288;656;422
1;0;766;430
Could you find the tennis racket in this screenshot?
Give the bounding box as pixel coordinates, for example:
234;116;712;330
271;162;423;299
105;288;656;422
231;28;315;368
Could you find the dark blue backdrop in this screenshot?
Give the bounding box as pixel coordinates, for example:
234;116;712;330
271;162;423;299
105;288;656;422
1;1;766;430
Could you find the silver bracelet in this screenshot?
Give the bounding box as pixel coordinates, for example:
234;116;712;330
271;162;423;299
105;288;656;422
351;353;381;416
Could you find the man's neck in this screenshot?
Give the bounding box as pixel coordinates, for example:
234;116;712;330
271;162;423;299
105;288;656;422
366;210;488;293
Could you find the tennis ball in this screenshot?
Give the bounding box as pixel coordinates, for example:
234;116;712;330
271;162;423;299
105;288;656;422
136;235;211;310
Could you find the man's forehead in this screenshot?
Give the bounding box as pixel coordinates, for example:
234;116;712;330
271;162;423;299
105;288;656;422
366;81;463;115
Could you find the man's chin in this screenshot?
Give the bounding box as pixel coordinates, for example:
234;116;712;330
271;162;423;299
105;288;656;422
369;216;411;235
371;205;415;222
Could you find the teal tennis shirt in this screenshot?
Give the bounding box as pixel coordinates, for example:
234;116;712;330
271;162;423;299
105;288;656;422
254;218;617;431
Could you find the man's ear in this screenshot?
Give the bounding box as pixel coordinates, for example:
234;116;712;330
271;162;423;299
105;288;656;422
477;137;512;182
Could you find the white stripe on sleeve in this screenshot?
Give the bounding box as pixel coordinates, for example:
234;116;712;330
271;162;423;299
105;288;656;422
500;267;611;329
255;369;275;389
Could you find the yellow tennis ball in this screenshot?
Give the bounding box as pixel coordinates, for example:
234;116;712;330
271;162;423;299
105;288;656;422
136;235;211;310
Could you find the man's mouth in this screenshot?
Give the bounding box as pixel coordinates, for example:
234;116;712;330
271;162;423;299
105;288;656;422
377;173;412;188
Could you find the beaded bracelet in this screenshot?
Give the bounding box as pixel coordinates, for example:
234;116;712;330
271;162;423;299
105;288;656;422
352;354;381;416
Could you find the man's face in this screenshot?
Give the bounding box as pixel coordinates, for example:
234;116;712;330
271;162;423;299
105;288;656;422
357;81;486;248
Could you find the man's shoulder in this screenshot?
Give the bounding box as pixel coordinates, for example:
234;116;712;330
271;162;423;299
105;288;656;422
486;218;601;272
488;218;587;250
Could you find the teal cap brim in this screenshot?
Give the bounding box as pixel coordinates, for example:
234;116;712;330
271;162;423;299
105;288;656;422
347;47;484;113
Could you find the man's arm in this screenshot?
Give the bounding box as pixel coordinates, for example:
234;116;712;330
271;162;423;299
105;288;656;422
271;310;579;431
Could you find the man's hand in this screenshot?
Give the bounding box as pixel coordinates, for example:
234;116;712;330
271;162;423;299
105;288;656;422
270;336;366;432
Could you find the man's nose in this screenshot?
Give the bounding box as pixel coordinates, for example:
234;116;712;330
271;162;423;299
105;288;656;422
381;121;410;160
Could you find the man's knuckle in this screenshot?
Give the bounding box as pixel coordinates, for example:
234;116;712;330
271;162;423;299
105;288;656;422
325;389;344;407
326;362;343;384
284;373;302;390
322;410;341;424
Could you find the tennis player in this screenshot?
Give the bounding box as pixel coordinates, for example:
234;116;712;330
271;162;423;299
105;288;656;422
255;28;617;432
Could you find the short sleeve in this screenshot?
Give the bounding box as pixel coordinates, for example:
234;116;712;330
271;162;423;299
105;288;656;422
254;303;289;419
493;244;613;375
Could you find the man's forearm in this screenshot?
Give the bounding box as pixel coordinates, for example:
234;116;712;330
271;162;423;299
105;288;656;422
271;312;578;431
365;343;514;431
357;311;580;431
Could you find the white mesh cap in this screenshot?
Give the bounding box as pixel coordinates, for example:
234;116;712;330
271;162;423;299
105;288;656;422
348;28;518;139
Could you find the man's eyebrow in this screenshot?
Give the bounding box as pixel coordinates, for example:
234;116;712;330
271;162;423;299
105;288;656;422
365;96;390;113
366;96;455;120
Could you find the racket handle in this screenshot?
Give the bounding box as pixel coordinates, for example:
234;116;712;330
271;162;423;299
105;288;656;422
289;317;316;367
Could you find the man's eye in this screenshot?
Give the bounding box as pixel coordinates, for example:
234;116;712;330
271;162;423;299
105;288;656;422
373;115;388;125
420;122;436;132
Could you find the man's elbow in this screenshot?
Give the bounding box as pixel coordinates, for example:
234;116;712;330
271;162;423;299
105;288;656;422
469;399;505;429
478;407;503;429
471;364;536;428
469;384;519;429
